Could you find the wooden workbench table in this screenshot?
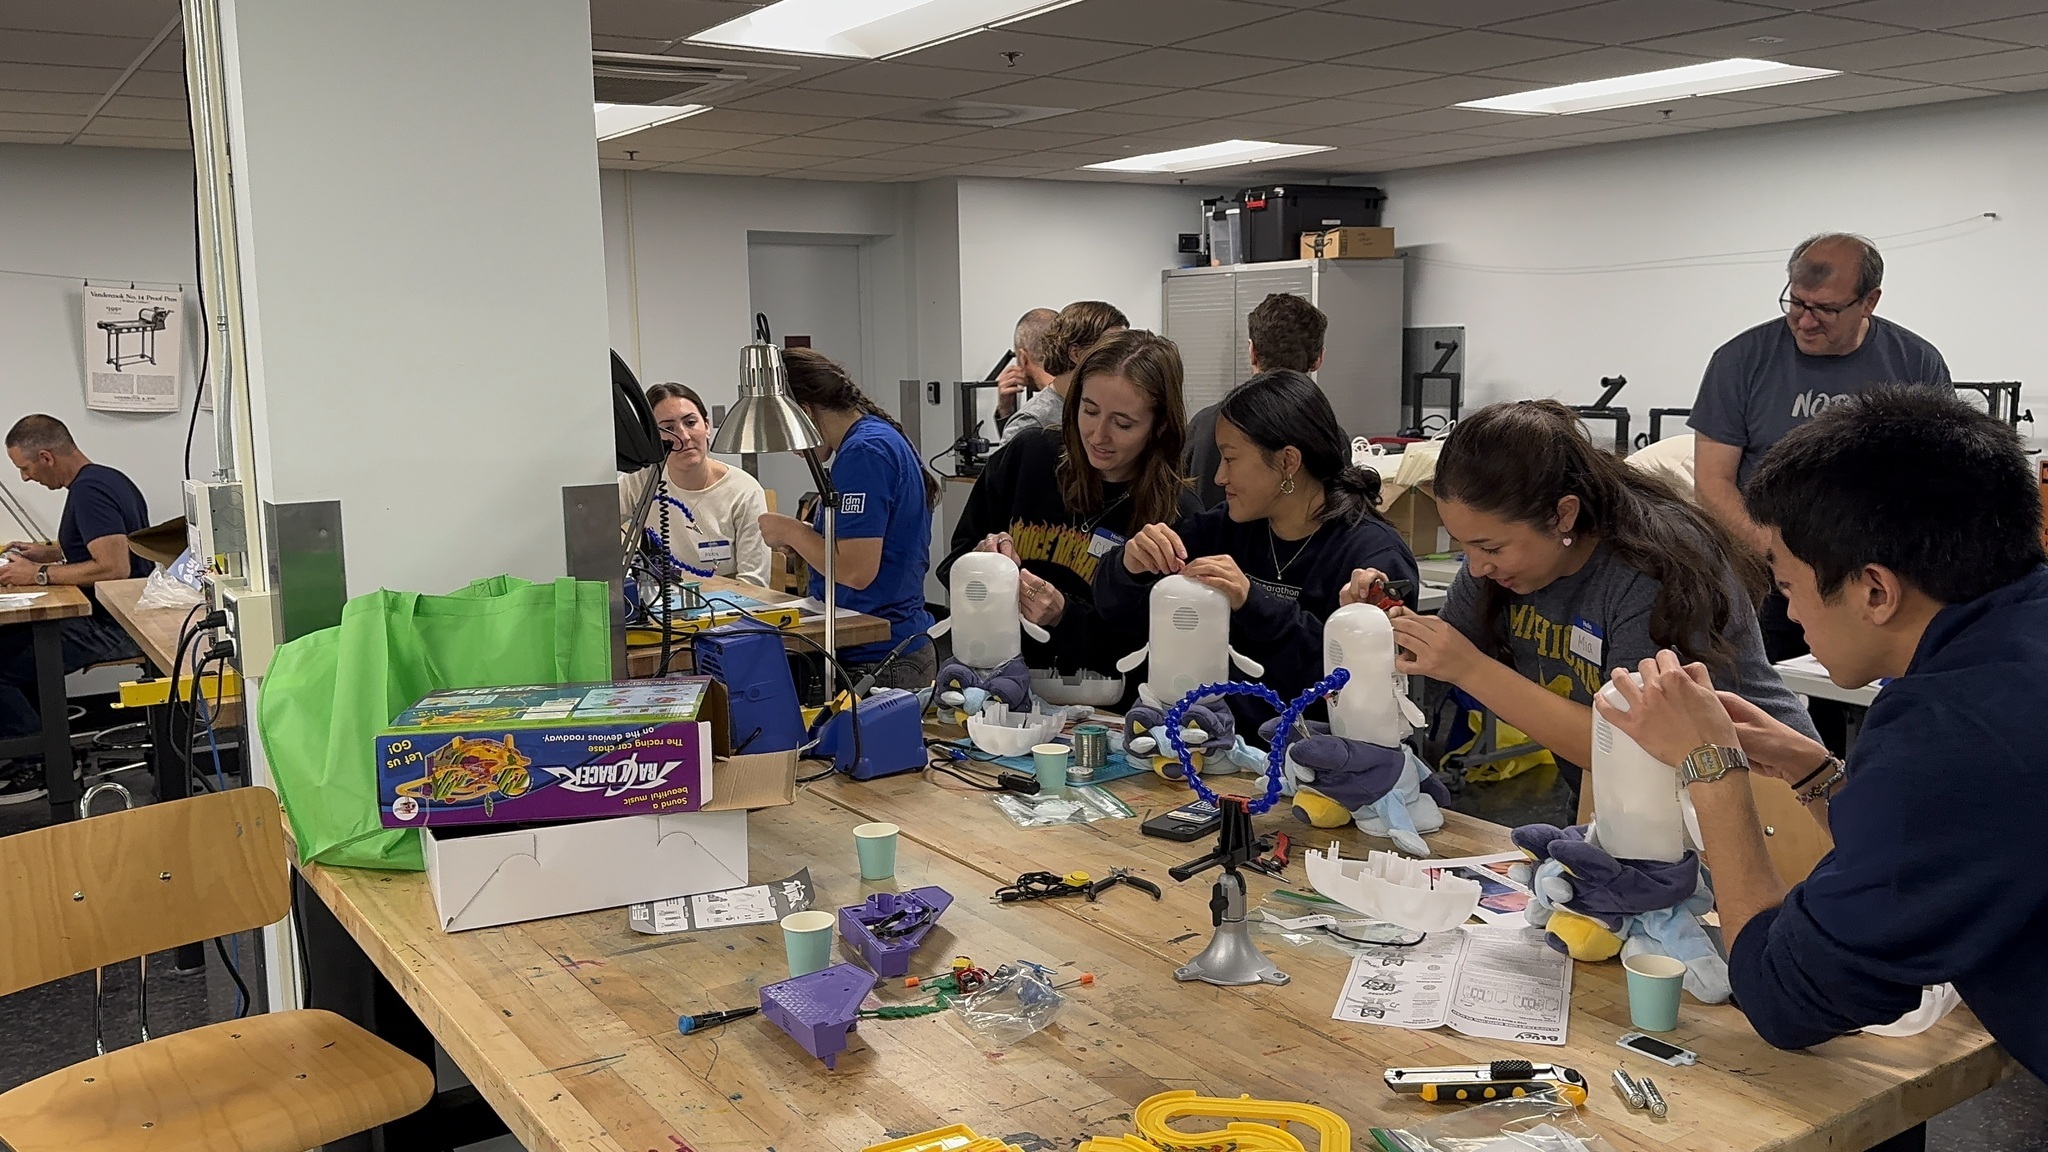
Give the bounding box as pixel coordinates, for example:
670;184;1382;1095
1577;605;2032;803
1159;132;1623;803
297;736;2012;1152
624;576;893;678
0;585;90;820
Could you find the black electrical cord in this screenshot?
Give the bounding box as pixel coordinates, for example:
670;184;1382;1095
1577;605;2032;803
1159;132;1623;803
183;166;210;481
212;935;251;1017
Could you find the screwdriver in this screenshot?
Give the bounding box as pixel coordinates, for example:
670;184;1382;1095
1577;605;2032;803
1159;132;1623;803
677;1006;760;1035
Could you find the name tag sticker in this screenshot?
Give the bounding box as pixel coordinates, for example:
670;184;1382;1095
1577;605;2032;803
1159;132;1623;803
1569;617;1604;667
698;538;734;564
1088;527;1125;558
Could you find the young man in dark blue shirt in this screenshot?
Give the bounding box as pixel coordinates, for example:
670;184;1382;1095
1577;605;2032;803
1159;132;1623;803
2;414;151;803
1600;388;2048;1089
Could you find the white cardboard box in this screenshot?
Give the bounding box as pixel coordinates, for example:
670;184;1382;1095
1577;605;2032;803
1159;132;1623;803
422;808;748;932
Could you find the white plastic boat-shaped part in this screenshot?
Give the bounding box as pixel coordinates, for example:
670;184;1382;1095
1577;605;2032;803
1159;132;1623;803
1303;844;1481;934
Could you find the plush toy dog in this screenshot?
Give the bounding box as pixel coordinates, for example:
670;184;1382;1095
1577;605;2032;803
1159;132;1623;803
1509;823;1730;1003
1124;691;1237;778
1257;719;1451;857
934;653;1031;722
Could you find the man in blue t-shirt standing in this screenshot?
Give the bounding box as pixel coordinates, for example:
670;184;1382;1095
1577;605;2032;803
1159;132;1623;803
1689;232;1950;664
1;414;151;803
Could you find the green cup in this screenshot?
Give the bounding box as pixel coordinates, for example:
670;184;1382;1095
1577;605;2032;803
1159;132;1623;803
1032;742;1071;795
1624;952;1687;1032
853;821;899;881
781;909;835;977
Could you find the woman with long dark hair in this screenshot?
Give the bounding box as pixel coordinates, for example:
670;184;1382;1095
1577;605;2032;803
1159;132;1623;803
625;382;770;585
1095;369;1417;713
941;330;1204;685
1348;398;1814;798
758;348;941;689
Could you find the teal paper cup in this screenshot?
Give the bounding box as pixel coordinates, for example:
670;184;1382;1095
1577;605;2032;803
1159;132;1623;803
781;910;835;977
1624;953;1687;1032
1032;743;1071;795
853;821;899;880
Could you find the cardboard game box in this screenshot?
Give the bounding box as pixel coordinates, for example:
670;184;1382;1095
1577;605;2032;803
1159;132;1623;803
378;680;716;829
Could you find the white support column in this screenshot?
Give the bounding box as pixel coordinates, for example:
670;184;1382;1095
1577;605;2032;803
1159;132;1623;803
217;0;615;594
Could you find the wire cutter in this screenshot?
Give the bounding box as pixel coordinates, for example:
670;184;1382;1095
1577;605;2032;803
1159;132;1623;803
1246;832;1292;877
1084;868;1161;902
1362;578;1415;612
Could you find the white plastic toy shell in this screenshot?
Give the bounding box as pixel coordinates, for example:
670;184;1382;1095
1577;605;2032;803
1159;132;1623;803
927;552;1049;667
1303;844;1481;933
1590;674;1687;863
1115;575;1263;701
1029;669;1125;707
1323;603;1425;746
964;700;1064;757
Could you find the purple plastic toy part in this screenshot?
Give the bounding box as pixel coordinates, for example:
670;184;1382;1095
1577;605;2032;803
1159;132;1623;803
837;886;954;978
758;963;878;1070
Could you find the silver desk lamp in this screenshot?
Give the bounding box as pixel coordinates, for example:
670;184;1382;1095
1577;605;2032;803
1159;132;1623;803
711;342;840;659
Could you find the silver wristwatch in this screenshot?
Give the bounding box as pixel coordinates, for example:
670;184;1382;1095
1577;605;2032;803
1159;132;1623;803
1678;744;1748;786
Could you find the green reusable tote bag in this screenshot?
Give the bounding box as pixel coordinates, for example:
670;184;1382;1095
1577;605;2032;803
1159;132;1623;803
258;574;612;870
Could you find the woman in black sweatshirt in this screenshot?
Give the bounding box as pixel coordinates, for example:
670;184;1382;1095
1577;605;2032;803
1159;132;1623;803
939;330;1205;685
1095;369;1418;722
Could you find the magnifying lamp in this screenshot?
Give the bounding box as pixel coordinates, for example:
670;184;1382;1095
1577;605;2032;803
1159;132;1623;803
710;342;842;658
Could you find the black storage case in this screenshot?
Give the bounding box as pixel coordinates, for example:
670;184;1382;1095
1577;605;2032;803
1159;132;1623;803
1239;184;1386;263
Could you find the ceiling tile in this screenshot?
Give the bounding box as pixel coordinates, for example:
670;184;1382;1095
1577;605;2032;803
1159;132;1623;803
965;75;1176;109
1338;29;1587;72
1029;108;1209;136
0;61;122;95
1490;0;1789;46
1822;0;2048;32
0;90;94;115
1320;1;1601;29
1556;120;1712;144
596;158;667;170
1575;93;1802;122
1362;105;1561;132
897;29;1138;75
1308;124;1434;146
0;110;85;133
725;88;922;118
1970;71;2048;90
742;134;896;157
1708;70;1924;104
586;0;762;41
1177;10;1445;61
868;141;1021;164
1805;82;1999;110
73;133;185;150
938;125;1121;150
0;130;70;144
1103;88;1303;118
809;118;982;143
1006;0;1273;47
1774;31;2017;70
1209;61;1441;97
1248;97;1437;126
687;108;849;135
0;0;178;38
804;156;953;175
80;114;184;138
802;62;1013;100
1950;12;2048;47
1681;104;1840;128
1360;73;1538;105
112;69;184;99
1476;45;1714;83
1630;12;1908;58
589;34;673;54
1449;108;1650;137
1877;45;2048;82
598;141;723;163
948;162;1068;176
626;126;777;151
1059;46;1290;86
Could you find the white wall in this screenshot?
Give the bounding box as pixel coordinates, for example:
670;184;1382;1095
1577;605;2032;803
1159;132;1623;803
1381;91;2048;420
954;177;1211;380
0;144;212;536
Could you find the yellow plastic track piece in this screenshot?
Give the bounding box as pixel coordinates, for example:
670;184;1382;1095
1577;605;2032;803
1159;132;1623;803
862;1125;1027;1152
1133;1090;1350;1152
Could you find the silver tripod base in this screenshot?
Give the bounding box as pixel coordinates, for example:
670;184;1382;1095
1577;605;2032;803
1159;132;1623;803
1174;870;1290;987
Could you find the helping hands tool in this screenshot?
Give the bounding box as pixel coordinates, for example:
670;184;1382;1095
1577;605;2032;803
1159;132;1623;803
1383;1061;1591;1106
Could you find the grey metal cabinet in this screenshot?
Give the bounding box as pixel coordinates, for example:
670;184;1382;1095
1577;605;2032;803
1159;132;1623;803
1163;257;1405;438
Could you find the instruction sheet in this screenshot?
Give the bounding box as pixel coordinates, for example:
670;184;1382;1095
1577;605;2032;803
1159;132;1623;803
1426;850;1535;926
82;286;183;413
1332;924;1572;1046
628;868;813;934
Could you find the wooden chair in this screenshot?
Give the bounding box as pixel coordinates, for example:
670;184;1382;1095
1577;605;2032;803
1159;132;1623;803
0;787;434;1151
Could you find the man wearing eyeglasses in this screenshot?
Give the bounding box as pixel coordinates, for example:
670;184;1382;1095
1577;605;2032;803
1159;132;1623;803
1690;232;1950;667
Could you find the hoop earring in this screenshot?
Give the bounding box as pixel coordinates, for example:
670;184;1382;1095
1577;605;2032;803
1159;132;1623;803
1279;475;1297;496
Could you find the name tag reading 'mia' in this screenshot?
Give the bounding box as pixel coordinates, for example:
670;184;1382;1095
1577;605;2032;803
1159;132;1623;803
376;680;715;829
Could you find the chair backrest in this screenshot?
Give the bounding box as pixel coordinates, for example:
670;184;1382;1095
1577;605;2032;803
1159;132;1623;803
0;786;289;997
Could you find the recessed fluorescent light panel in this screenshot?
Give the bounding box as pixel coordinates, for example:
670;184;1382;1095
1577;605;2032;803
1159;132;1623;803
595;102;709;141
1084;140;1335;174
688;0;1085;60
1457;58;1839;116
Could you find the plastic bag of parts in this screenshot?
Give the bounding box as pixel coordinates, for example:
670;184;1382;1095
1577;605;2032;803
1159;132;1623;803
137;555;206;610
1389;1093;1620;1152
991;785;1135;828
951;960;1066;1046
1253;900;1426;955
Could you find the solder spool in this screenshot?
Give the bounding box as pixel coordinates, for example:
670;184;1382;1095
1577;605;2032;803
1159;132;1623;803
1070;724;1109;780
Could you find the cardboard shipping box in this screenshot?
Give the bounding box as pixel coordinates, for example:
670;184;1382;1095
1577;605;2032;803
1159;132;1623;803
418;678;797;931
1301;226;1396;260
1381;481;1457;558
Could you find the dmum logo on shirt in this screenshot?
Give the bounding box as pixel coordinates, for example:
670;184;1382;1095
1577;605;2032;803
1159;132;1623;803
839;493;865;515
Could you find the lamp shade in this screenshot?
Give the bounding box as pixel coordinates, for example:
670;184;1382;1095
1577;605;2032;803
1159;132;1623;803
711;342;822;455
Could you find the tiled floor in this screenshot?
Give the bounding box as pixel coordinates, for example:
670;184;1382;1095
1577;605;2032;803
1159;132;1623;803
1;752;2040;1151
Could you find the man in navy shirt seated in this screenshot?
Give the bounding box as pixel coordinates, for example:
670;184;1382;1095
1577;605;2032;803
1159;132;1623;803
1600;387;2048;1089
1;414;152;804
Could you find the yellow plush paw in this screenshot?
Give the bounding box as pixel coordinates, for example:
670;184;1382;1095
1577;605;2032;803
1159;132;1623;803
1289;787;1355;829
1545;910;1622;961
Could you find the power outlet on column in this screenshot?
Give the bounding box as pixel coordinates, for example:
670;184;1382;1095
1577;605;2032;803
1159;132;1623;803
221;586;280;678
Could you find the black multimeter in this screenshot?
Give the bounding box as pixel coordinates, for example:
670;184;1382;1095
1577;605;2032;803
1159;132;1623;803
1141;800;1222;841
